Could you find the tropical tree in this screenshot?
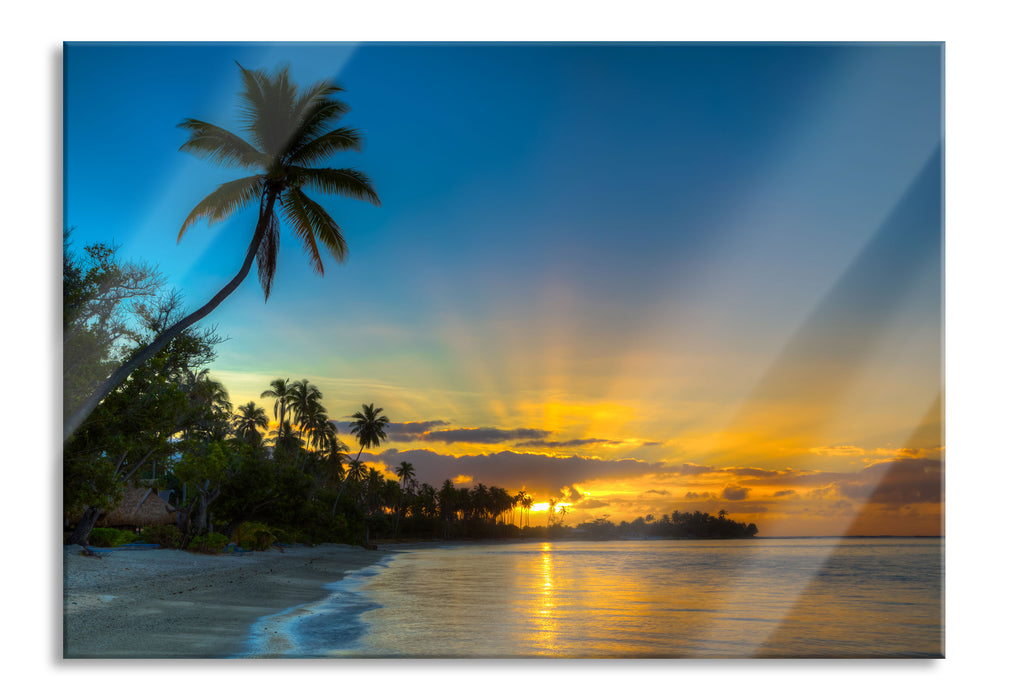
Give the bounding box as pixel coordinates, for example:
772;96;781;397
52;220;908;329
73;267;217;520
175;368;232;441
438;479;457;538
64;65;381;442
489;486;512;525
332;458;368;515
288;378;324;438
515;489;530;528
395;460;415;486
348;403;390;462
522;494;534;529
64;287;223;548
63;231;163;422
304;407;337;452
261;378;297;435
233;401;269;446
393;461;415;537
268;420;303;452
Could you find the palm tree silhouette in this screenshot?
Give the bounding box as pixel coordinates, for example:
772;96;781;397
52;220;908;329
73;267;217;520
233;401;269;445
268;420;303;452
261;378;298;434
395;460;415;485
393;461;415;538
348;403;390;462
64;65;380;442
288;379;324;440
332;457;368;515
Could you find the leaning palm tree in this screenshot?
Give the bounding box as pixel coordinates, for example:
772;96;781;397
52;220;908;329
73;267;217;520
348;403;390;462
63;65;381;442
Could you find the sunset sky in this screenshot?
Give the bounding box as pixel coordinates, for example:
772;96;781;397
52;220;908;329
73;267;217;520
64;42;943;536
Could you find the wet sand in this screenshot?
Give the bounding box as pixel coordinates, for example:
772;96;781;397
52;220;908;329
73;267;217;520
63;544;388;658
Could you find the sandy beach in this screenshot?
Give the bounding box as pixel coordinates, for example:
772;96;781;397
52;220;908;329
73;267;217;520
63;544;388;658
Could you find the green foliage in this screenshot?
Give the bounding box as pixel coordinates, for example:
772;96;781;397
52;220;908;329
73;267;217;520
270;527;308;545
188;532;229;554
63;230;164;422
141;524;183;549
174;441;229;490
63;250;225;532
88;527;138;547
235;521;277;550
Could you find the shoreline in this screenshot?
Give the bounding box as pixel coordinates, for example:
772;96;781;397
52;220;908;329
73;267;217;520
63;544;390;659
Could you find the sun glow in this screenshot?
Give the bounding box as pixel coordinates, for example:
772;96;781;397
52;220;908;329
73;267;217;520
530;502;572;513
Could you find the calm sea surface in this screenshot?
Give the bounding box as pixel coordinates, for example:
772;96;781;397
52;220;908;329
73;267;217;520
240;538;943;658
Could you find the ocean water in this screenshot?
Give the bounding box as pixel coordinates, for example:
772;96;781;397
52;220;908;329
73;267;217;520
240;538;943;658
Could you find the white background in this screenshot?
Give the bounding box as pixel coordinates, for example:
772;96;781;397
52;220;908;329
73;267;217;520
5;1;1004;697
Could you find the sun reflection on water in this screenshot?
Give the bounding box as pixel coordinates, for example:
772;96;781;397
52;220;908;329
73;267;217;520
532;543;557;650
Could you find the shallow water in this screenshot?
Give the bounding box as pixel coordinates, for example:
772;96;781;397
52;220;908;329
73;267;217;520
241;538;943;658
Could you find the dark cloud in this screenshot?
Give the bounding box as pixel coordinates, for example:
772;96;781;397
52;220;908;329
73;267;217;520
774;489;797;498
561;485;584;503
421;427;551;444
367;448;663;493
386;420;451;440
333;420;451;441
838;459;943;506
645;489;671;496
667;463;715;476
684;491;713;500
516;437;624;448
721;503;768;514
727;467;787;478
721;485;750;501
578;499;610;509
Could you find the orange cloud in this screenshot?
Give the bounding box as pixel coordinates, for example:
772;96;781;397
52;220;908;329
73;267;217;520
810;445;865;456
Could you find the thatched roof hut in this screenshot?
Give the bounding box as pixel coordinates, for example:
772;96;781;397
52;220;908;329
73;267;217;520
96;487;175;528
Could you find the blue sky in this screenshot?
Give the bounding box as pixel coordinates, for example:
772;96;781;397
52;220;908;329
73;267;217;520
64;42;942;533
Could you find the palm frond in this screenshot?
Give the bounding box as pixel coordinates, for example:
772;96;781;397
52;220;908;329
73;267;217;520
285;100;349;159
288;127;363;166
286;79;348;151
280;189;347;273
237;64;300;160
293;167;382;206
235;63;269;131
256;202;280;300
178;175;264;240
291;79;345;122
177;119;266;169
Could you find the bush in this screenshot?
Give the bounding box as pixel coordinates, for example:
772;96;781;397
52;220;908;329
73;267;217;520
188;532;229;555
88;527;138;547
141;524;183;549
271;527;309;545
235;522;277;551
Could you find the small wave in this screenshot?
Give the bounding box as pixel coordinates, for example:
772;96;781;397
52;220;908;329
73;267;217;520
236;560;391;658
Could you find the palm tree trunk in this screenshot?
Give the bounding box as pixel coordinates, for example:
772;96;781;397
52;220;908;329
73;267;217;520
64;189;278;442
332;475;352;516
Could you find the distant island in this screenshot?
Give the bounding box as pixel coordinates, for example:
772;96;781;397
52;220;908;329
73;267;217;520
568;511;758;541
